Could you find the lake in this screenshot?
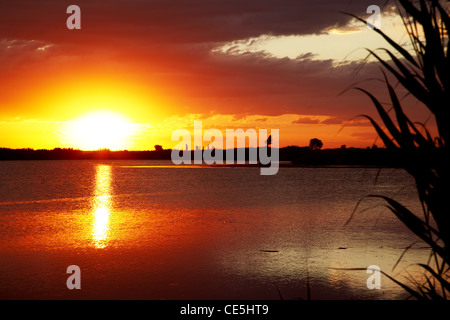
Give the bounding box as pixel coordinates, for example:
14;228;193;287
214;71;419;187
0;160;429;299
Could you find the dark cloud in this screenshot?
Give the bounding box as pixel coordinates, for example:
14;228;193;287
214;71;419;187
319;117;345;125
292;117;321;124
319;117;372;126
0;1;390;43
0;0;414;124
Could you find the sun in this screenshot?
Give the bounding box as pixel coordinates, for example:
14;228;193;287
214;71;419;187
65;111;137;150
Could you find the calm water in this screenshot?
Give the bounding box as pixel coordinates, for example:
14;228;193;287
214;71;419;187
0;160;429;299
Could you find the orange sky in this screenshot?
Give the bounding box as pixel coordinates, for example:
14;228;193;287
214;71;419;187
0;1;433;150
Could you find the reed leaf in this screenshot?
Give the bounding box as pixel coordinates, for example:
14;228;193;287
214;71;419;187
344;13;420;67
343;0;448;299
330;267;425;299
419;263;450;293
365;49;432;109
383;73;416;149
358;114;398;149
392;242;420;272
354;87;403;143
369;195;444;255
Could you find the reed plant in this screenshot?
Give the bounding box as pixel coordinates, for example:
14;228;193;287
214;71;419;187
348;0;449;299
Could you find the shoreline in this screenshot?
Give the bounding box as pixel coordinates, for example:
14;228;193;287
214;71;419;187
0;158;401;169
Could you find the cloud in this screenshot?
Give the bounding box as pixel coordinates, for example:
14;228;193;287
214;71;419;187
292;117;321;124
0;1;389;42
0;0;431;130
0;39;55;70
320;117;372;126
319;117;345;125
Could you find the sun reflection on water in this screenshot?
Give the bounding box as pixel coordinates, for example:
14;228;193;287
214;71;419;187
92;165;112;248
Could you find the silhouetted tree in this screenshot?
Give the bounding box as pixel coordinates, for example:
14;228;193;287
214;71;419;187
309;138;323;150
154;145;163;151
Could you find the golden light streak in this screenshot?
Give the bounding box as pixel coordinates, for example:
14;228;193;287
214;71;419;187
92;165;112;248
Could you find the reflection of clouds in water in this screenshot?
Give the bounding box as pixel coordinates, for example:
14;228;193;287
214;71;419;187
92;165;112;248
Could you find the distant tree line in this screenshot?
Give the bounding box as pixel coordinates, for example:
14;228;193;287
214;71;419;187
0;145;439;167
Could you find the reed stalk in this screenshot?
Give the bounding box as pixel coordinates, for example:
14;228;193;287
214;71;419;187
349;0;449;299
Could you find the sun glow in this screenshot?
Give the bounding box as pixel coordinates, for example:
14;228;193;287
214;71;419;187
65;111;137;150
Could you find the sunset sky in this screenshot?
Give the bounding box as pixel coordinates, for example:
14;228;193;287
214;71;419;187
0;0;431;150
